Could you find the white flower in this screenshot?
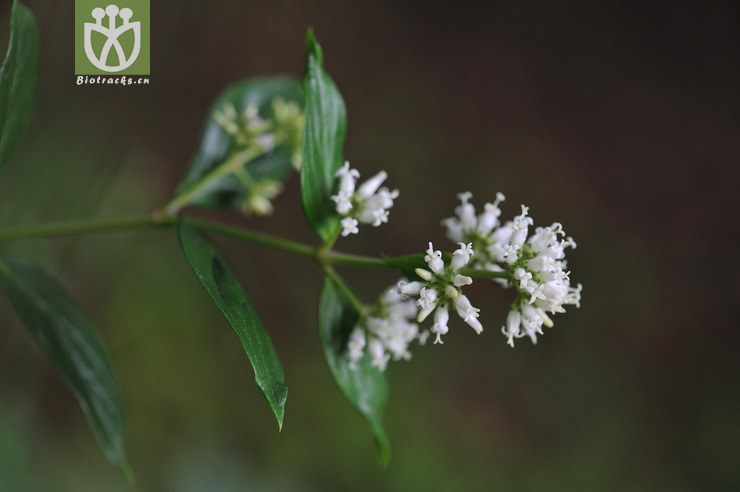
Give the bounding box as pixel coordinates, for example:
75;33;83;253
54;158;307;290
416;287;438;322
397;280;423;297
336;161;359;196
347;328;366;370
456;192;478;231
340;217;359;237
521;305;544;343
451;242;474;270
514;268;532;289
431;306;449;344
452;274;472;287
441;192;582;347
416;287;438;311
331;162;398;237
510;205;533;247
476;192;506;234
499;244;519;264
409;241;483;343
346;283;423;372
357;171;387;199
424;242;444;274
442;191;506;242
368;337;389;371
502;309;521;347
453;294;483;334
331;191;353;215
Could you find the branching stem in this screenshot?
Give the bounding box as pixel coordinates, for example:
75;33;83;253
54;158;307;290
0;215;510;280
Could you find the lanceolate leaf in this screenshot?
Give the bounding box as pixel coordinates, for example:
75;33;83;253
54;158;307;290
171;76;303;213
319;278;390;464
177;220;287;428
0;258;130;475
0;0;39;171
300;30;347;241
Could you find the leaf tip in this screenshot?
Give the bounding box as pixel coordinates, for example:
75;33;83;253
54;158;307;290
122;464;136;488
304;28;323;65
262;380;287;431
373;422;391;468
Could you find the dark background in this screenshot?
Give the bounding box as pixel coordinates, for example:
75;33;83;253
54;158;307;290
1;0;738;490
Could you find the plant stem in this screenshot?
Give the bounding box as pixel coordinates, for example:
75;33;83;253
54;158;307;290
163;146;263;216
0;215;511;281
184;218;315;259
0;215;372;269
322;266;367;315
0;215;173;239
328;251;386;268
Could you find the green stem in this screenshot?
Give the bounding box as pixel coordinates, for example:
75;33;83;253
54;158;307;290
184;218;316;259
0;215;511;281
0;214;173;239
163;146;263;215
0;215;364;269
328;251;386;268
318;226;342;257
323;266;367;315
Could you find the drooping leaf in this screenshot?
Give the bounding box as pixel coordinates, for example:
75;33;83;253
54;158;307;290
170;76;303;213
300;30;347;241
177;219;287;428
0;0;39;171
0;257;131;476
319;277;390;464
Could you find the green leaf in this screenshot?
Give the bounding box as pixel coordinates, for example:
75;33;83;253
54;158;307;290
319;277;390;464
170;76;303;213
300;30;347;241
0;257;131;476
0;0;39;171
177;219;287;428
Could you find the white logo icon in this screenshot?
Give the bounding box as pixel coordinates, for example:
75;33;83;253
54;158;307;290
84;5;141;72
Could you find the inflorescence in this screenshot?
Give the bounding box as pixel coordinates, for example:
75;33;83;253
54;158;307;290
213;98;304;215
344;188;582;372
331;162;399;237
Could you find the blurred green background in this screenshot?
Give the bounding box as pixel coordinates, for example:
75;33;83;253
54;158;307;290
1;0;738;490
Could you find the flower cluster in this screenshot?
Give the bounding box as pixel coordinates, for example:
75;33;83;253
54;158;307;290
442;192;582;346
343;187;581;372
346;240;486;371
398;242;482;344
212;98;304;215
331;162;399;237
347;287;427;371
213;98;304;164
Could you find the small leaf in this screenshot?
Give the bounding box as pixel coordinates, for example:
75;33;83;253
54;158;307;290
300;30;347;241
319;277;390;464
170;76;303;214
0;257;130;475
0;0;39;171
177;219;287;428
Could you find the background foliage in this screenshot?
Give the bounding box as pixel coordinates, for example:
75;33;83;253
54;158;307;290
1;0;738;490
